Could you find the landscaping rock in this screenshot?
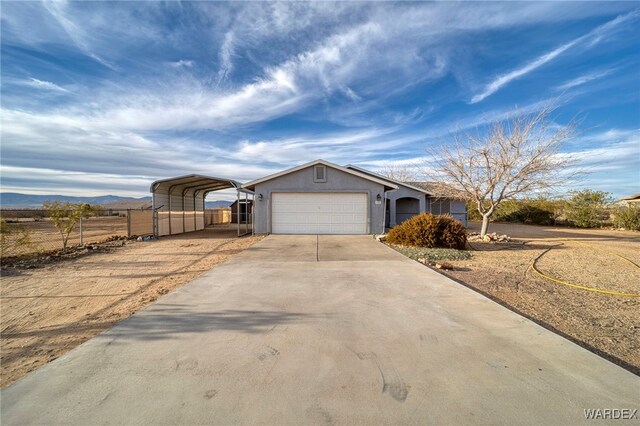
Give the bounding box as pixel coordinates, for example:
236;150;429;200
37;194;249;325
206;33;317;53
435;262;454;270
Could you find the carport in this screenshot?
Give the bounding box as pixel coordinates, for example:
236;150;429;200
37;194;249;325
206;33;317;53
150;175;253;238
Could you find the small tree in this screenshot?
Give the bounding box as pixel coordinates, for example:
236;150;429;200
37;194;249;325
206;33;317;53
44;202;94;249
426;106;580;237
564;189;613;228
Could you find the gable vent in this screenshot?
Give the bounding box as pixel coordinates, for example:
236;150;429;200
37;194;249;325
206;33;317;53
314;165;327;182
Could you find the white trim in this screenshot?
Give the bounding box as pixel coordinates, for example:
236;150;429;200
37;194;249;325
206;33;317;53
345;164;431;195
243;159;398;190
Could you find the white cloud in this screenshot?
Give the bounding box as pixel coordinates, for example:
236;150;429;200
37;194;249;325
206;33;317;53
216;31;235;87
555;68;616;91
169;60;194;68
25;78;68;92
470;10;638;104
42;1;116;70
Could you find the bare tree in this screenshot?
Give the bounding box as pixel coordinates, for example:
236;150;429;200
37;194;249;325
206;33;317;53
378;162;420;183
426;106;581;237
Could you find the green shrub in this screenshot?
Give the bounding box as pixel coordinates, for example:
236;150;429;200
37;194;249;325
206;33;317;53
467;198;565;225
387;213;467;249
564;189;613;228
613;204;640;231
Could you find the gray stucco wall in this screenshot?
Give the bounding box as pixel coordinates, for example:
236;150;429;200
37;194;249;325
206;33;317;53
253;165;386;234
386;185;469;227
385;186;427;227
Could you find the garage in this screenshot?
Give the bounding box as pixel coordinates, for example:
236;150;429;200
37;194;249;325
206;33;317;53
244;160;397;235
272;192;368;234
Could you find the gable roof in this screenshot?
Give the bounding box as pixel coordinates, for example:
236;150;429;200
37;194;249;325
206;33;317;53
243;159;398;191
345;165;431;195
621;193;640;201
409;181;468;200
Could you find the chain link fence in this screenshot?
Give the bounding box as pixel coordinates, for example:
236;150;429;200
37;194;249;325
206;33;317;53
1;209;129;258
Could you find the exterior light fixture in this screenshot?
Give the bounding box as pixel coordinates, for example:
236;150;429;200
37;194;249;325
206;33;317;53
376;194;382;202
257;193;263;201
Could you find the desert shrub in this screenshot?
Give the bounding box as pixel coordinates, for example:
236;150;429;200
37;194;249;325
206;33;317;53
387;213;467;249
564;189;613;228
439;217;468;249
613;204;640;231
467;198;565;225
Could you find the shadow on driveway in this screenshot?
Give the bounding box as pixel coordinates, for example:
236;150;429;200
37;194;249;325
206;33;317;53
107;306;319;340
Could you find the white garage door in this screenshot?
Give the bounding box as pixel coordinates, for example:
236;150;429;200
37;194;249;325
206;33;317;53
271;192;368;234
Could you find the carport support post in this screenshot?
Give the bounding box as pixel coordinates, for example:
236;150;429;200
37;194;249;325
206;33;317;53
245;191;249;235
236;190;241;237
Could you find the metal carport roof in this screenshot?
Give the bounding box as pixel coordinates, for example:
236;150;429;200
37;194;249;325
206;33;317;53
150;174;249;196
150;174;253;238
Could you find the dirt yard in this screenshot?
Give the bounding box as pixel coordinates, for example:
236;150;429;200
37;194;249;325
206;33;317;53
1;226;263;388
438;222;640;374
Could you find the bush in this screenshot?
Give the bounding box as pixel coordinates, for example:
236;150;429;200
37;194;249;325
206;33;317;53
467;198;564;225
564;189;613;228
387;213;467;249
613;204;640;231
468;198;565;225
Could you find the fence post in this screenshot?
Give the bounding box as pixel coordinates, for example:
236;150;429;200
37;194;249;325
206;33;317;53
127;209;131;237
79;217;83;246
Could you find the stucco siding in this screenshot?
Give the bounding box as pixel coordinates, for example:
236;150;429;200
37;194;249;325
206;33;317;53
386;186;427;227
253;165;386;234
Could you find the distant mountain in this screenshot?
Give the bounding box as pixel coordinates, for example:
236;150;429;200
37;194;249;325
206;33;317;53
206;200;232;208
0;193;152;209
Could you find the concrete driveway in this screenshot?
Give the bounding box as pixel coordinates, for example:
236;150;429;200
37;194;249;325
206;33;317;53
2;236;638;425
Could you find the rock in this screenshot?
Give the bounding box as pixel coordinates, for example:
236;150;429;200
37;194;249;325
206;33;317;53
602;318;615;328
435;262;454;270
375;234;387;242
482;235;491;242
137;236;143;242
417;257;427;264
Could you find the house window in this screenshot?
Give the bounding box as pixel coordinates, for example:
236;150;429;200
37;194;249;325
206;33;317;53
314;165;327;182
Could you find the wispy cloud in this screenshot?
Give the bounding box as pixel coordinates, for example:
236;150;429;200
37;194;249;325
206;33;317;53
42;1;116;70
24;78;68;92
1;2;638;198
216;31;235;87
470;10;638;103
555;68;616;91
169;60;194;68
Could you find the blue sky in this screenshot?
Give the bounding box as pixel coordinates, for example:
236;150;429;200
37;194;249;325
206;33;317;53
1;1;639;201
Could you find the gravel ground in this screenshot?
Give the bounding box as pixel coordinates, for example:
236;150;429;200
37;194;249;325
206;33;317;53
0;226;263;387
436;222;640;374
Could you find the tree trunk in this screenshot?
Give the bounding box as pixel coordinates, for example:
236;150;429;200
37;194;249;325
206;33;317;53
480;214;491;237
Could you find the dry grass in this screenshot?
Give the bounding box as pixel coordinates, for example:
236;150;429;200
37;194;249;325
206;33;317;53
436;222;640;374
0;225;263;387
